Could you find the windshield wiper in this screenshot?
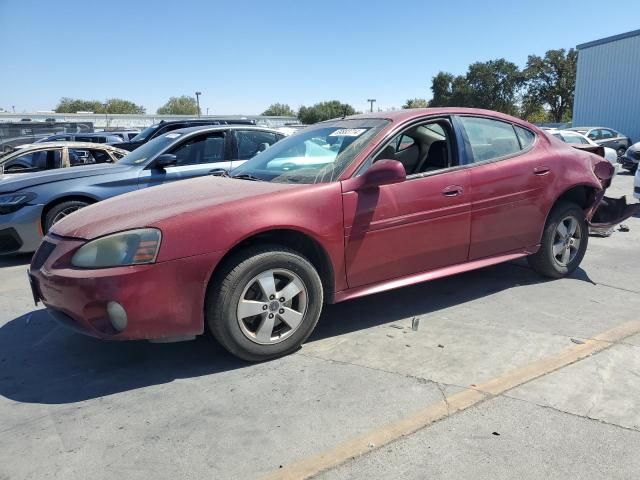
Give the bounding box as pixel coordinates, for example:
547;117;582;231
210;168;230;177
230;173;265;182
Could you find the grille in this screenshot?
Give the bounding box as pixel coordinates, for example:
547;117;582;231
31;240;56;270
631;150;640;160
0;228;22;253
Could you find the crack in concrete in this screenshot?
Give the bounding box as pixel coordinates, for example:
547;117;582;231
502;393;640;434
435;382;450;415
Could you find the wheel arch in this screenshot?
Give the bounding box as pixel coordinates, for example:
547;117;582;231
41;194;99;232
207;228;336;304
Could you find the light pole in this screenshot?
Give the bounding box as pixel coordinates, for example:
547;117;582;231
367;99;376;113
102;102;108;128
206;107;209;116
195;91;202;117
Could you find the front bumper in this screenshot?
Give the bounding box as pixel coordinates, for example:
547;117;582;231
29;234;225;341
0;204;44;254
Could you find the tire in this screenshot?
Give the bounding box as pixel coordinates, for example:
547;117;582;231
206;245;324;362
44;200;89;232
527;202;588;279
617;147;626;158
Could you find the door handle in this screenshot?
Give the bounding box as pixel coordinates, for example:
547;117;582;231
533;166;550;176
442;185;463;197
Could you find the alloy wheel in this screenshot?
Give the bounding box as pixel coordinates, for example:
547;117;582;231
552;216;582;266
236;268;308;345
51;205;83;225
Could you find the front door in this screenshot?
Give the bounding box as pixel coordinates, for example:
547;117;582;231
343;118;471;289
138;131;231;189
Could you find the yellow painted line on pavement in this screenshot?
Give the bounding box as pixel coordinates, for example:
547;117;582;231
262;319;640;480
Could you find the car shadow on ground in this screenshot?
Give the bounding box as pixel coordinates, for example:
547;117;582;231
0;253;32;268
0;261;593;406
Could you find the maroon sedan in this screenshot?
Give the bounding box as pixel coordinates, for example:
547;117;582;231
28;108;637;361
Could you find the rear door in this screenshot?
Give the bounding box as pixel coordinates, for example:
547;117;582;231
137;130;232;189
231;130;283;169
457;115;551;260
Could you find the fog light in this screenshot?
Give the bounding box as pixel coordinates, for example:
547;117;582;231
106;301;128;332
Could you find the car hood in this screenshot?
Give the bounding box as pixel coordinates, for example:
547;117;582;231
50;176;303;240
0;163;131;193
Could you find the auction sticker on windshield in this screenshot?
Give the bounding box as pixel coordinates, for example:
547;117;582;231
329;128;367;137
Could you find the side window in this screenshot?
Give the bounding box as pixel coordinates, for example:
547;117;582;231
169;133;226;166
459;117;521;163
236;130;279;160
514;125;535;149
17;149;61;169
396;134;415;152
600;129;614;139
587;130;600;140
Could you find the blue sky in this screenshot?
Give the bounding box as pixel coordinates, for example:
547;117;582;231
1;0;639;115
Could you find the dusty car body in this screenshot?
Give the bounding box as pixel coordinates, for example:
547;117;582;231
29;108;639;361
0;142;128;173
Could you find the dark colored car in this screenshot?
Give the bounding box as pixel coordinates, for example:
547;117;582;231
113;118;257;151
0;126;284;254
619;142;640;173
29;108;638;362
567;127;631;157
33;133;123;144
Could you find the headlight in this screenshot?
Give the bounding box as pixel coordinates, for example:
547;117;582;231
71;228;162;269
0;192;37;214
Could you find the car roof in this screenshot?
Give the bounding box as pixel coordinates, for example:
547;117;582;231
153;118;255;126
10;142;129;152
167;125;282;136
567;127;603;131
334;107;538;127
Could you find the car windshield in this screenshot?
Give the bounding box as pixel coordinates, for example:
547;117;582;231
117;132;183;165
130;125;159;142
230;119;389;184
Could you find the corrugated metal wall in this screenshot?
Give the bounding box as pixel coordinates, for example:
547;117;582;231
573;33;640;143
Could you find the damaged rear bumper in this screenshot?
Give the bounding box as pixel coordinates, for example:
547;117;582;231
589;196;640;228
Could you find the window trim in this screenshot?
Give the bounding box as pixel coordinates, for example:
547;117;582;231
454;115;538;167
355;116;461;180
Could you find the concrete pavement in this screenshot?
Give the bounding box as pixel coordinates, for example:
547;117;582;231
0;171;638;479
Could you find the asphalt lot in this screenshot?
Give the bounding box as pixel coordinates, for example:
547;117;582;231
1;172;639;480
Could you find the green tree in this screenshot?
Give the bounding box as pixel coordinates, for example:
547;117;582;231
297;100;356;124
402;98;429;109
262;103;296;116
523;48;577;123
54;97;103;113
103;98;145;114
464;59;523;114
156;95;200;115
54;97;145;114
428;72;472;107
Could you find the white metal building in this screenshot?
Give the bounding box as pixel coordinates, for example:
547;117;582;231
573;29;640;142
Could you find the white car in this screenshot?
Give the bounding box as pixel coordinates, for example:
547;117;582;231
549;129;618;172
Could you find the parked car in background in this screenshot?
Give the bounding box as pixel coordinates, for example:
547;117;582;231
0;142;128;174
30;132;124;145
548;129;618;171
567;127;631;157
26;108;639;361
620;142;640;173
100;130;140;141
113;118;257;151
0;125;284;254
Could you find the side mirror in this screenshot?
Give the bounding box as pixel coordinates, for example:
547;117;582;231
343;159;406;192
153;153;177;169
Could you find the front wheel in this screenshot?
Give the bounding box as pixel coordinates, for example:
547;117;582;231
617;147;626;158
44;200;90;232
206;245;323;361
527;202;588;279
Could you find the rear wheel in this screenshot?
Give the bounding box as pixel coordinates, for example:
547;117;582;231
527;202;588;279
206;245;323;361
44;200;89;232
